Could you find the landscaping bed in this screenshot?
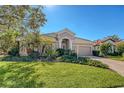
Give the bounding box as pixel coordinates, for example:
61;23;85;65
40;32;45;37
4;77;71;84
0;54;109;69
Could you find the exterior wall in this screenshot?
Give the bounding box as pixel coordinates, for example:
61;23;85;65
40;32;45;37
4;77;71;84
19;46;28;56
57;30;75;50
72;45;77;52
72;37;93;56
55;30;93;56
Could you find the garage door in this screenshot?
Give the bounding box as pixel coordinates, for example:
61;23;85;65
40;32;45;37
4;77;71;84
78;46;92;56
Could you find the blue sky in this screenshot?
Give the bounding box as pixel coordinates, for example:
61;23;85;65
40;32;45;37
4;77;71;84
41;5;124;41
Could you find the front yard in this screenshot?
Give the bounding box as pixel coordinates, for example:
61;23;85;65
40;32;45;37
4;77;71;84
108;56;124;61
0;62;124;88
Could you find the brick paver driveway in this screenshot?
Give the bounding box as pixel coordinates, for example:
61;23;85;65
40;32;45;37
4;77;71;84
89;56;124;76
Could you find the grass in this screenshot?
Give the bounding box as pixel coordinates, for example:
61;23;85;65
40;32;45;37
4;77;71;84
0;62;124;88
108;56;124;61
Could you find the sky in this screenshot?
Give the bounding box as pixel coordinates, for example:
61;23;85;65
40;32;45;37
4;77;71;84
41;5;124;41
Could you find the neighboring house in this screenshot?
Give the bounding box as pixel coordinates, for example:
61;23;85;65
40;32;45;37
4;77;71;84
93;38;120;53
20;28;93;56
93;40;101;51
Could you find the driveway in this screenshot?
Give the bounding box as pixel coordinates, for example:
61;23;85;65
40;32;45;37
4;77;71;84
89;56;124;76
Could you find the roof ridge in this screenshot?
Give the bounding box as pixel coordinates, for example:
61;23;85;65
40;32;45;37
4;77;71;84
57;28;75;35
43;28;75;36
75;37;93;42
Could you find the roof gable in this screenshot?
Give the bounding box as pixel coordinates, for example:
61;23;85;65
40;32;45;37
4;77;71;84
103;40;115;45
57;28;75;36
43;28;75;38
102;38;116;43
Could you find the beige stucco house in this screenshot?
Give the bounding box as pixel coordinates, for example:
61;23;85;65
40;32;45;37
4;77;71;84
43;28;93;56
19;28;93;56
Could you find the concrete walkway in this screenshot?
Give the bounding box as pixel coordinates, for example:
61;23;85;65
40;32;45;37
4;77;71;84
89;56;124;76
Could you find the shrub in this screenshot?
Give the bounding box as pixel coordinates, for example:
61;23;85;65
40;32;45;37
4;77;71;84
1;56;34;62
87;60;109;69
56;55;77;63
70;52;77;57
57;55;91;64
116;42;124;56
77;57;84;64
56;56;63;62
64;49;72;55
29;51;40;59
45;49;58;61
122;53;124;57
56;48;77;57
92;50;100;56
61;55;74;62
108;52;119;56
56;48;65;56
56;55;108;69
100;43;112;56
8;47;19;56
76;57;90;64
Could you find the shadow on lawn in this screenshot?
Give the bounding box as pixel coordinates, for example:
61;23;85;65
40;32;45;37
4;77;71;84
0;62;46;88
0;56;56;66
0;56;35;62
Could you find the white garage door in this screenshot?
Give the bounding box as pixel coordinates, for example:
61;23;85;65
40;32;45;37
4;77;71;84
78;46;92;56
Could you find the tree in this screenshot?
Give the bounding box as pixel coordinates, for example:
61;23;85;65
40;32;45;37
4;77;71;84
0;5;46;32
111;35;120;41
40;36;55;55
0;5;28;31
104;35;120;41
116;42;124;56
0;30;20;53
22;32;54;55
100;43;112;56
0;5;47;55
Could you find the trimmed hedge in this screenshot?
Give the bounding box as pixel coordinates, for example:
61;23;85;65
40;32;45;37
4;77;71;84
56;55;108;69
56;55;77;63
0;56;34;62
56;48;77;57
92;50;100;56
8;47;19;56
56;48;65;56
87;60;109;69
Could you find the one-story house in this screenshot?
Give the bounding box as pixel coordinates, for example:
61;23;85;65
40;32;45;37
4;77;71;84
20;28;93;57
43;28;93;56
93;38;121;53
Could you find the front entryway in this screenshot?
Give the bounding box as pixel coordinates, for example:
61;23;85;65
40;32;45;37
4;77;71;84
61;39;70;49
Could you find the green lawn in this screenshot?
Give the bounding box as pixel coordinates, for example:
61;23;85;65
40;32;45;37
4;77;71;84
0;62;124;88
108;56;124;61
